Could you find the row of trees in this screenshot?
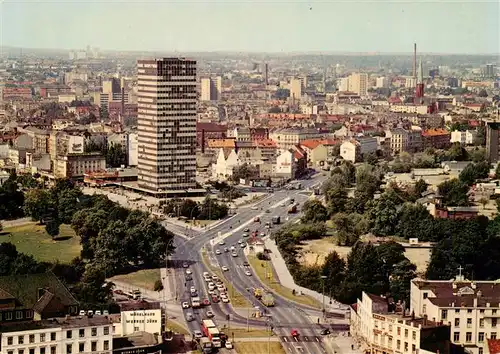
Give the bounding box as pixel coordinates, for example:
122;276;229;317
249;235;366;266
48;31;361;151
163;196;229;220
272;223;417;304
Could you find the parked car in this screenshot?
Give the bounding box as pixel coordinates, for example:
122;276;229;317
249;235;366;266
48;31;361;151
182;302;190;309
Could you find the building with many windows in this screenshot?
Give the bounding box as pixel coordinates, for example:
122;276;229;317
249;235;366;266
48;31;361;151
0;316;113;354
137;58;197;194
350;292;453;354
411;273;500;354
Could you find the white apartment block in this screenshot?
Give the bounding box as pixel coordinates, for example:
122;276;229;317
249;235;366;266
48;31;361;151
350;292;452;354
348;73;368;97
411;274;500;354
269;128;326;150
289;78;302;101
340;137;378;163
450;130;477;145
113;308;162;337
376;77;389;88
137;58;197;192
390;104;428;114
0;316;113;354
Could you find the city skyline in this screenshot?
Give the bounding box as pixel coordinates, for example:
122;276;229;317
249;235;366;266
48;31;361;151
2;0;499;55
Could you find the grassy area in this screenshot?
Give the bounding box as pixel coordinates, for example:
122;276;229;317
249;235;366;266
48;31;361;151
110;269;161;291
247;255;321;309
234;342;285;354
1;223;81;263
166;320;190;335
224;327;272;338
200;250;251;308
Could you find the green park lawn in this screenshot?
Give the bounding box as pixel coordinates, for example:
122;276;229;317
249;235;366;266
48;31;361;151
235;342;285;354
110;269;161;291
1;223;81;264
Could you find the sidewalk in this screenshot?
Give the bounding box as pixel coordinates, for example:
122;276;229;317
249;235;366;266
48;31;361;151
324;334;362;354
263;238;349;314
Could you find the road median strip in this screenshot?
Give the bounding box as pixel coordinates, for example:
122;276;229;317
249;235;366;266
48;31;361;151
247;255;322;309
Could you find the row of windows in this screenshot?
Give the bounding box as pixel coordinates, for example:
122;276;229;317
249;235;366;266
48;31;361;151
373;321;417;340
0;310;33;321
441;308;498;319
453;331;496;342
453;317;497;328
7;327;110;345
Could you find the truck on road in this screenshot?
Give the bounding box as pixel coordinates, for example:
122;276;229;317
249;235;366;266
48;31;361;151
253;288;275;307
199;337;213;353
272;216;281;224
201;320;222;348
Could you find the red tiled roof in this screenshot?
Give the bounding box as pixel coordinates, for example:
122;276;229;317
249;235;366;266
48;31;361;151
422;128;450;137
488;339;500;354
253;139;276;148
300;139;322;150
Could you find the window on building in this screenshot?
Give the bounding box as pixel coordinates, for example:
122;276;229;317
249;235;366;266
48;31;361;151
15;311;23;319
91;342;97;352
479;332;485;342
29;349;35;354
455;309;460;313
480;309;485;313
7;337;13;345
467;318;472;328
40;349;45;354
493;309;498;315
397;340;401;350
134;326;139;332
466;332;472;342
50;347;56;354
480;318;485;328
492;332;497;339
91;328;97;336
454;332;460;342
404;342;408;352
79;342;85;352
412;331;416;340
479;348;484;354
7;351;13;354
441;310;448;320
104;326;109;335
455;318;460;327
18;336;24;344
389;324;393;332
29;334;35;343
25;311;33;319
493;318;497;328
66;330;72;339
404;329;408;338
104;340;109;350
40;333;45;342
66;344;72;354
467;309;472;313
19;350;25;354
79;329;85;338
412;344;416;352
423;292;428;299
51;332;56;341
422;304;426;314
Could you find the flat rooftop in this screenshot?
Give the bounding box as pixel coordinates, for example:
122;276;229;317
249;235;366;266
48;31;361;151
113;331;159;350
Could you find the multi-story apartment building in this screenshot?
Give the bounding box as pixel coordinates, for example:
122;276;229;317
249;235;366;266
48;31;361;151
348;73;369;97
137;58;197;193
350;292;453;354
289;78;302;101
54;152;106;178
340;137;378;163
200;76;222;101
422;129;451;150
269;128;326;150
390;104;429;114
386;128;423;154
411;273;500;354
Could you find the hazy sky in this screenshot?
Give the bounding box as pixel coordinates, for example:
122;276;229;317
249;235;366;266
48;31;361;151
2;0;499;54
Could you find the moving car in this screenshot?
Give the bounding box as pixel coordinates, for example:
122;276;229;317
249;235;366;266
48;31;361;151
240;243;246;248
243;261;249;267
221;266;229;271
208;282;215;290
219;240;225;245
206;310;214;318
224;247;229;252
193;330;203;339
182;302;190;309
183;263;189;268
251;206;258;210
225;341;234;349
221;296;230;303
215;249;221;255
231;252;238;257
320;328;331;335
230;246;236;251
244;228;250;232
202;298;211;306
211;296;219;303
186;275;193;281
245;271;252;276
186;312;194;322
190;286;196;293
291;329;299;338
238;239;243;244
185;269;192;275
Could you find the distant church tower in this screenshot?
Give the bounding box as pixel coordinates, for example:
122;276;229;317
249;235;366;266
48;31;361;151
415;59;425;103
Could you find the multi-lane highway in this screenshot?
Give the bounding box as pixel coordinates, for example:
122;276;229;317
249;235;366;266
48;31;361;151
162;173;342;354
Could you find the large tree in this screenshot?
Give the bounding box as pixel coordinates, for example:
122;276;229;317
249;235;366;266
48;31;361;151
437;179;470;207
23;189;52;223
301;199;328;223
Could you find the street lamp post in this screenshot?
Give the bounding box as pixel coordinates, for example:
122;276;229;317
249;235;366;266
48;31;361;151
321;275;327;321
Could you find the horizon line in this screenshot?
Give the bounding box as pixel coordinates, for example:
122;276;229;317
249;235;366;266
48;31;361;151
1;45;498;57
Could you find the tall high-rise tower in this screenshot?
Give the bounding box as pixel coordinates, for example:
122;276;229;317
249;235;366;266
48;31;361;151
137;58;197;193
415;59;425;101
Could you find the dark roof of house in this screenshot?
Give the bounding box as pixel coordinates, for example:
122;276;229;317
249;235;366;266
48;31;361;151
0;272;78;311
113;332;158;350
118;301;161;312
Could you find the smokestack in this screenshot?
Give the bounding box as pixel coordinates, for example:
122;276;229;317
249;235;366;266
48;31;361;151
413;43;417;79
265;63;269;86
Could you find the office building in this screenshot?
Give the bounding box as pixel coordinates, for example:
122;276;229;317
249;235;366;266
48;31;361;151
200;76;222;101
411;272;500;354
348;73;368;97
376;77;389;88
137;58;197;193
